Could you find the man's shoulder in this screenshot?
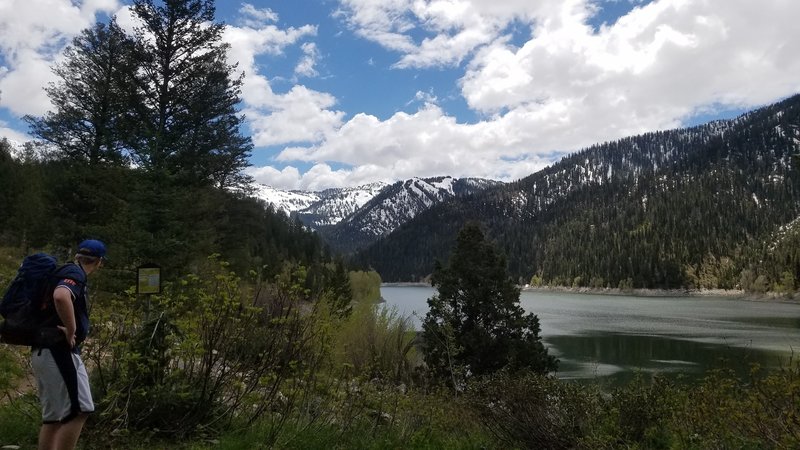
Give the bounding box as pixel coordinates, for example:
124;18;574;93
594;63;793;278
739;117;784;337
55;263;87;283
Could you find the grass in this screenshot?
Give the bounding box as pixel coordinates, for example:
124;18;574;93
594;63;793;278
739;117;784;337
0;393;39;448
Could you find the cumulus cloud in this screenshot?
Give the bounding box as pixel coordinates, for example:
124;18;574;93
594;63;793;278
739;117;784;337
244;86;345;147
0;0;120;116
294;42;320;78
222;15;344;150
247;0;799;189
270;103;553;188
3;0;800;192
0;120;32;143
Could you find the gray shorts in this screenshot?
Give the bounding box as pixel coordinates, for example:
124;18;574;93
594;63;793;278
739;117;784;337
31;347;94;423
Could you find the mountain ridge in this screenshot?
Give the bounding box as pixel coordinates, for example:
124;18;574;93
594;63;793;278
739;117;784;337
251;176;502;252
354;94;800;288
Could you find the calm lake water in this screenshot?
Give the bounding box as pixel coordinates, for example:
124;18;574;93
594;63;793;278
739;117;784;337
380;285;800;384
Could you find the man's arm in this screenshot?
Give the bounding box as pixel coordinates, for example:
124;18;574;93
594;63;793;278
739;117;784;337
53;286;77;349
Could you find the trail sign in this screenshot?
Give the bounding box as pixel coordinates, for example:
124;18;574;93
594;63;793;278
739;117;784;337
137;264;161;295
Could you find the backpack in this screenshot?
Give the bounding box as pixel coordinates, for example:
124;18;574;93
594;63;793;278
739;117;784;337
0;253;78;347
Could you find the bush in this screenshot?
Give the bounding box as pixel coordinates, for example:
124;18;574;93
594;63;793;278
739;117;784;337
468;371;600;450
0;394;39;447
83;257;332;443
670;363;800;449
332;299;418;383
0;345;38;447
599;374;676;449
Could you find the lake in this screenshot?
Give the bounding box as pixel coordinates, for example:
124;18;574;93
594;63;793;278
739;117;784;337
380;285;800;384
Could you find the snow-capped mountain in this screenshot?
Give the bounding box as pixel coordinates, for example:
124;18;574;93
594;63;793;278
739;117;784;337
295;182;388;228
252;184;320;216
321;176;502;252
252;182;388;227
252;176;500;252
355;94;800;282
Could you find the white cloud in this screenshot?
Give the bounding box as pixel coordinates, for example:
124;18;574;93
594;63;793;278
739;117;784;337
0;121;33;143
335;0;580;68
272;104;553;187
239;3;279;28
295;42;320;78
245;86;345;147
271;0;797;190
246;165;303;189
222;18;343;150
246;162;392;191
0;0;120;116
458;0;800;143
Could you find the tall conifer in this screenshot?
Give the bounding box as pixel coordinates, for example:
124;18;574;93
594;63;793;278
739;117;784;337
129;0;252;188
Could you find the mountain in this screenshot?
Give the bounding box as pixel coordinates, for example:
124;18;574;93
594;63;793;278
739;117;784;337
252;184;320;216
252;176;501;252
252;182;387;224
295;182;388;228
355;95;800;288
319;176;502;253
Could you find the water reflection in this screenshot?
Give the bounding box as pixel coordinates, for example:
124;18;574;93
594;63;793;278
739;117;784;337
547;332;790;385
726;316;800;329
380;285;800;383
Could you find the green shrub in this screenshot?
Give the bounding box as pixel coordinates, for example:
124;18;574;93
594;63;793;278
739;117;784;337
0;394;39;448
349;271;382;304
670;363;800;449
468;371;600;450
83;257;332;443
332;299;418;383
606;374;676;449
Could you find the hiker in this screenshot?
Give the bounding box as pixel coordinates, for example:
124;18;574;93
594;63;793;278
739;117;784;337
31;239;105;450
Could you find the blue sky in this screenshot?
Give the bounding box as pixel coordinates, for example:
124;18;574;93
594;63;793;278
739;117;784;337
1;0;799;190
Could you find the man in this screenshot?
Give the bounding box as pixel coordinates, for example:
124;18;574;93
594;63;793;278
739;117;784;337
31;239;105;450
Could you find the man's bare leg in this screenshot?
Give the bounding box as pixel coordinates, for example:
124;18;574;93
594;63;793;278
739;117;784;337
38;423;60;450
54;414;89;450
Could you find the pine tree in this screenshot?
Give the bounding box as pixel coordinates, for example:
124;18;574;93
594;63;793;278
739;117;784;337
421;223;557;384
25;19;135;166
128;0;252;189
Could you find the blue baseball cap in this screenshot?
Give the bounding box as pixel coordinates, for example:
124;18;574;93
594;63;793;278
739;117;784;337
77;239;107;259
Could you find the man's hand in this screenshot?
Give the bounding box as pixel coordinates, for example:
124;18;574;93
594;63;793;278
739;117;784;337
57;325;76;349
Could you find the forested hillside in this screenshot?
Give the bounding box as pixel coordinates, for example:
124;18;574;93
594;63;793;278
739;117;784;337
356;95;800;291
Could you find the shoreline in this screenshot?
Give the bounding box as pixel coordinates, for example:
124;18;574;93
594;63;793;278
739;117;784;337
520;286;800;303
381;282;800;304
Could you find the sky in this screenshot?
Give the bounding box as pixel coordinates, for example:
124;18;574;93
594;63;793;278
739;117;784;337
1;0;799;191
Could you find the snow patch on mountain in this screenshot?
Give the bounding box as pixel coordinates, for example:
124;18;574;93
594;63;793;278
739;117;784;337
336;176;502;241
252;182;389;226
252;184;320;216
299;182;389;227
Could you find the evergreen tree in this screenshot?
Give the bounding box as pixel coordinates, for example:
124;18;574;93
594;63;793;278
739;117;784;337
128;0;252;188
325;259;354;318
421;224;557;384
25;19;135;166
